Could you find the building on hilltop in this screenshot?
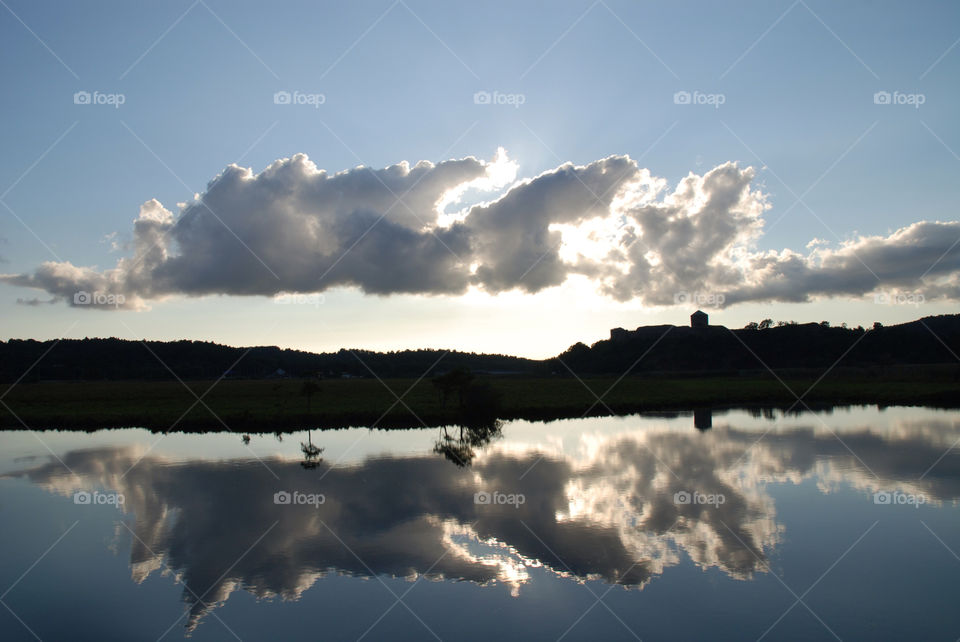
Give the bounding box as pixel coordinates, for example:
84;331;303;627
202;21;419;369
691;310;708;328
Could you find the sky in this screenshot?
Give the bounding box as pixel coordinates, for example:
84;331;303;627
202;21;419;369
0;0;958;359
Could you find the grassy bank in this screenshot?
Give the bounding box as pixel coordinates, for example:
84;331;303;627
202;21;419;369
2;373;959;432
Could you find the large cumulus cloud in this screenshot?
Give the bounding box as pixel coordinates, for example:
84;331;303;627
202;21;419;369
2;149;958;309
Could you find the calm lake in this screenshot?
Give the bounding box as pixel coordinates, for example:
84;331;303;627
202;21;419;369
1;406;959;641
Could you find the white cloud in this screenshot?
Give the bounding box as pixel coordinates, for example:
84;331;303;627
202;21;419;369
2;150;958;309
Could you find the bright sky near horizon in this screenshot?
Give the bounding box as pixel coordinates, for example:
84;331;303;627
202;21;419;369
1;0;958;358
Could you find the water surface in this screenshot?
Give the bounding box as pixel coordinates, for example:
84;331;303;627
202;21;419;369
1;406;958;640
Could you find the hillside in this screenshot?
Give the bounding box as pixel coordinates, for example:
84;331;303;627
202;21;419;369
555;315;960;375
0;339;543;382
1;314;958;383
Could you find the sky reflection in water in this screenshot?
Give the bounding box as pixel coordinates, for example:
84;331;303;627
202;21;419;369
1;406;959;640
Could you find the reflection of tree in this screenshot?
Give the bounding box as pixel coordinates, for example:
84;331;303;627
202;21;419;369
434;421;502;467
300;430;324;469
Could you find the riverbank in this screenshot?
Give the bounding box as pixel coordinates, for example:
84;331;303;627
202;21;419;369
3;372;959;431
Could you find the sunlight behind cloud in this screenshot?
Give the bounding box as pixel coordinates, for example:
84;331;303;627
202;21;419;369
436;146;518;227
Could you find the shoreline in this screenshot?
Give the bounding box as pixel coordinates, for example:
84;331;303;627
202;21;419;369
3;374;959;432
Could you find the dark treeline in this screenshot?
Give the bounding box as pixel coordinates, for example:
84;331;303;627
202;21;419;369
1;314;959;383
0;339;543;383
556;314;960;375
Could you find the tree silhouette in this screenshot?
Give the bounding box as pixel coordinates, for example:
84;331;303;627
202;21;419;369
431;368;475;407
300;380;321;413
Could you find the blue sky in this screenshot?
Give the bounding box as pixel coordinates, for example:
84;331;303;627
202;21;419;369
1;0;958;357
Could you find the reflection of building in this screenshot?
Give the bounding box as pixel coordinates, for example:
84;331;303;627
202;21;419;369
691;310;708;328
694;408;712;431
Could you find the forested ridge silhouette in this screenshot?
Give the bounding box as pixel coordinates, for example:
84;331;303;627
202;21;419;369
1;314;958;382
